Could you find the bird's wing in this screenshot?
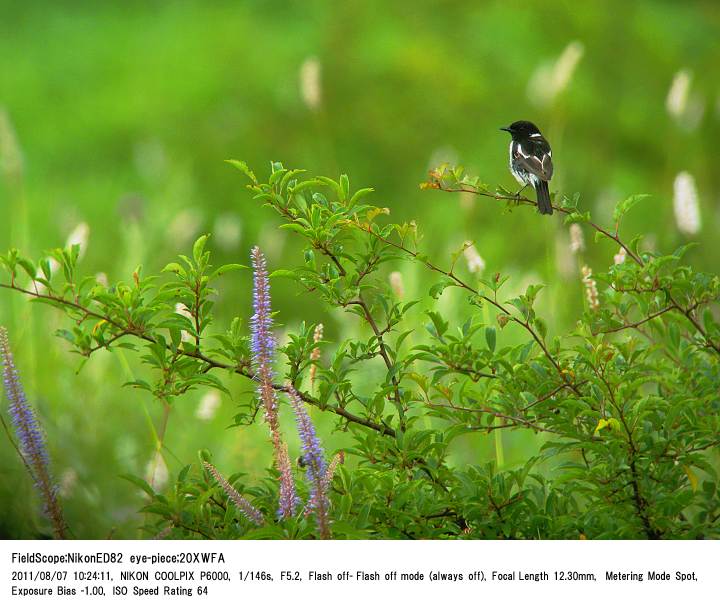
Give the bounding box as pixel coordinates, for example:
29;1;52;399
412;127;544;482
514;140;553;181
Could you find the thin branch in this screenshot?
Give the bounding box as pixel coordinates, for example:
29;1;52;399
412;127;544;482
594;305;677;335
0;282;392;438
87;331;132;355
446;363;497;380
518;381;585;412
668;294;720;354
307;229;405;409
433;181;720;355
348;223;579;393
425;401;557;435
437;184;643;266
346;298;403;406
279;384;395;437
594;360;662;539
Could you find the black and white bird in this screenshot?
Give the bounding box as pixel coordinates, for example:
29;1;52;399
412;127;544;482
500;120;554;215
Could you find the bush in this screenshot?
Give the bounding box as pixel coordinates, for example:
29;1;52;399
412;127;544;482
1;162;718;539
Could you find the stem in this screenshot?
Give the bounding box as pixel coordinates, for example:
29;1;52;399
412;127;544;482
0;282;390;437
594;361;662;539
147;400;171;491
438;185;643;266
432;182;720;355
348;224;579;393
427;401;559;435
0;412;35;480
596;305;677;335
346;298;403;409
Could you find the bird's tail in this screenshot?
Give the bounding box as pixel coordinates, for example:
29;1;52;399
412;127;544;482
535;180;553;215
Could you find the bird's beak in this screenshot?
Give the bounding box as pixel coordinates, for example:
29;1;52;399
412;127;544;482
500;127;511;133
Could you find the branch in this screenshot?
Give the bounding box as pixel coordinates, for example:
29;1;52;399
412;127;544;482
435;184;643;266
593;305;677;335
0;282;392;438
345;298;403;407
518;381;587;412
594;360;662;539
278;384;395;437
432;181;720;355
668;295;720;355
427;401;557;435
349;223;579;393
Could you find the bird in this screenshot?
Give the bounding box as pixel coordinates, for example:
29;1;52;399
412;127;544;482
500;120;554;215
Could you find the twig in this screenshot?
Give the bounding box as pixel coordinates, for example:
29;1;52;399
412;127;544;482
595;305;677;335
348;223;579;393
426;401;557;435
0;282;393;438
432;182;720;355
437;185;643;266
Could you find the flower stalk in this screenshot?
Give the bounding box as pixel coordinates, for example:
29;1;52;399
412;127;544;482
203;461;264;526
250;246;299;518
581;265;600;311
287;384;331;539
309;323;323;388
0;326;66;538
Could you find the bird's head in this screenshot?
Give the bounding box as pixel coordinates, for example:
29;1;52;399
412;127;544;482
500;120;542;138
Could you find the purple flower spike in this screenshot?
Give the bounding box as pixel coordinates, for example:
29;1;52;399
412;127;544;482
275;440;300;519
287;384;331;539
0;326;66;539
250;246;279;423
250;246;298;518
203;461;264;526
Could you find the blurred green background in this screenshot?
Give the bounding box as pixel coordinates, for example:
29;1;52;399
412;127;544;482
1;0;718;538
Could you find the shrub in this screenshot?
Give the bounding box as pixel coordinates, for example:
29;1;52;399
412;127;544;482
1;162;718;539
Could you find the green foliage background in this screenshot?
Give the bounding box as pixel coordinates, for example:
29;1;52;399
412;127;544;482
0;0;719;538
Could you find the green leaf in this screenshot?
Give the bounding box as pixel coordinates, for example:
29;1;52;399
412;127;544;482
485;327;496;352
119;474;156;498
17;257;37;280
426;311;448;336
339;174;350;201
290;179;323;194
495;184;516;197
269;269;297;280
613;194;650;223
125;379;152;392
210;263;247;279
429;278;454;299
162;262;184;275
350;187;375;205
683;465;698;492
225;159;257;183
192;234;209;263
40;258;52;280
